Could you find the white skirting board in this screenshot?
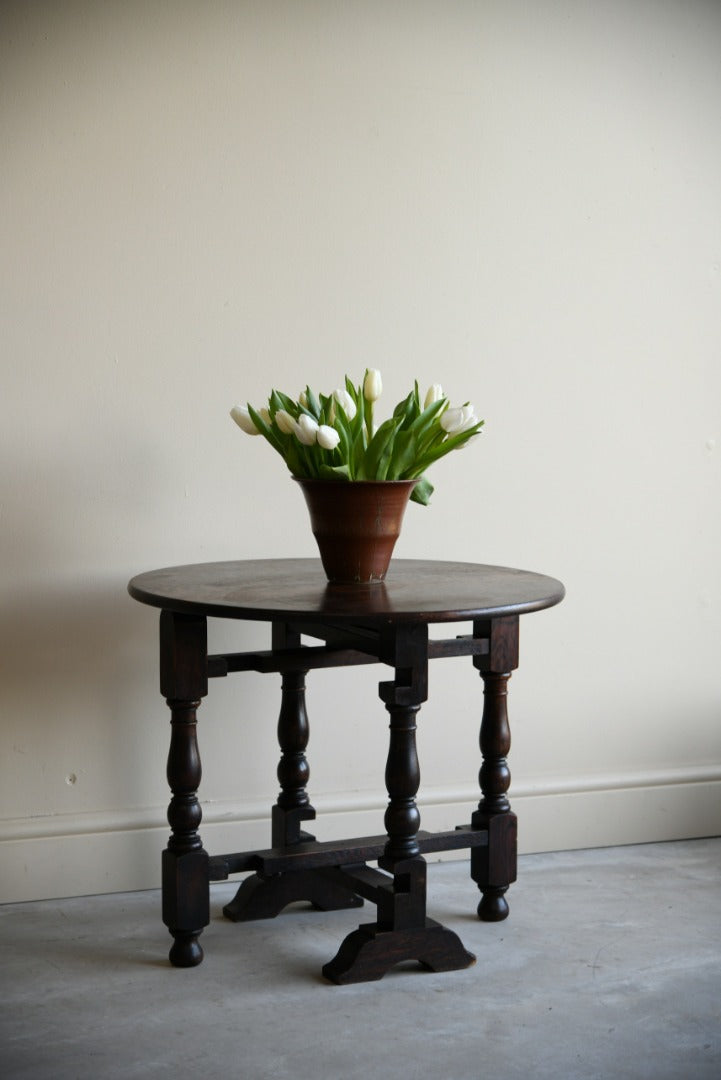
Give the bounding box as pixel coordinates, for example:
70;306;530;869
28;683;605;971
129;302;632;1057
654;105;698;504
2;766;720;904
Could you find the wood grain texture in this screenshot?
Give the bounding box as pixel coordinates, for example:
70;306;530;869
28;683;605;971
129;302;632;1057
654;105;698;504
129;559;564;623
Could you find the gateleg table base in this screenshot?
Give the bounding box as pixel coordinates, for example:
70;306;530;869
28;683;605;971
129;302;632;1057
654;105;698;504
127;559;564;984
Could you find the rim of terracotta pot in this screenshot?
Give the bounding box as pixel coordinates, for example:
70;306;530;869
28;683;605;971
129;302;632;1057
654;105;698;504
294;477;418;486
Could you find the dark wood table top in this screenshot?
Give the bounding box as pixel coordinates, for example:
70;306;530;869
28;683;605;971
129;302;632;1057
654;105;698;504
128;559;565;625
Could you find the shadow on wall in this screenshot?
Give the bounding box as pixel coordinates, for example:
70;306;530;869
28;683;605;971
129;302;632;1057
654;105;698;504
0;416;193;818
0;577;282;826
0;578;169;820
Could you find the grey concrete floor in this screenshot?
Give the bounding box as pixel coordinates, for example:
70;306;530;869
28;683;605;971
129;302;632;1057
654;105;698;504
1;838;720;1080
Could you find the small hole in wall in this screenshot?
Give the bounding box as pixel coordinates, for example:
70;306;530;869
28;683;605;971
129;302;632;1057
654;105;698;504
65;773;77;786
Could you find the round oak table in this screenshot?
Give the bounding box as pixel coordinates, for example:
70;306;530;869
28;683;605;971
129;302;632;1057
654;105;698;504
128;558;564;984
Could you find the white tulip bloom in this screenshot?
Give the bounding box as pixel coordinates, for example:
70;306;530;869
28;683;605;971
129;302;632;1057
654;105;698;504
332;388;357;420
424;384;444;408
317;424;340;450
440;403;478;434
363;368;382;402
298;390;309;409
230;405;260;435
460;412;480;433
274;409;296;435
295;413;319;445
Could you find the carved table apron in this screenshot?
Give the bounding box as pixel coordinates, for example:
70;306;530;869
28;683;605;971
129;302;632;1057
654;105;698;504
128;558;564;984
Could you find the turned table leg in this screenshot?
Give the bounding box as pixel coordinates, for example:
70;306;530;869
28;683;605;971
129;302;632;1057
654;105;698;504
272;668;315;844
472;616;519;921
159;611;210;967
225;624;361;922
381;700;422;864
322;624;474;983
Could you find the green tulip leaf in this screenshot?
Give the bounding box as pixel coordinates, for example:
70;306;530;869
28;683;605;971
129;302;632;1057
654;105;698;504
410;475;434;505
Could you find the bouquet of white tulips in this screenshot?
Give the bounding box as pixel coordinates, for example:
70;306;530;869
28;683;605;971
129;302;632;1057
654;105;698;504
230;369;483;505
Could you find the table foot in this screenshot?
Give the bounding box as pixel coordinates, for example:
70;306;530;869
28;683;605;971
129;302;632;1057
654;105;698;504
223;870;363;922
477;885;510;921
322;919;476;985
168;930;204;968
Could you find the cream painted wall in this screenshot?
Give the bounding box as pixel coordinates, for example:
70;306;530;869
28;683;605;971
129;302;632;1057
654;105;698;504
1;0;720;903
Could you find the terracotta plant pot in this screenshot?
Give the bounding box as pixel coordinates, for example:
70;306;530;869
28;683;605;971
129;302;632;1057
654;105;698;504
295;478;417;584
